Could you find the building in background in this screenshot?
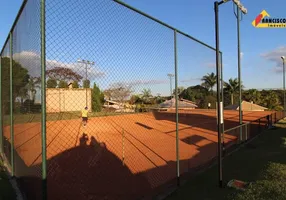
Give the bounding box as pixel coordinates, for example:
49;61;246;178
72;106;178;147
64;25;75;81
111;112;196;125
103;99;135;112
159;98;197;110
224;100;268;111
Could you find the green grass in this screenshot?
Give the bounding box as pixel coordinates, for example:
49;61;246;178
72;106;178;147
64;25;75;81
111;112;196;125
0;160;16;200
3;111;138;126
166;118;286;200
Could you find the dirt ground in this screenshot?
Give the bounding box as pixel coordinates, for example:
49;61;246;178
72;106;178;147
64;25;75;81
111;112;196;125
2;109;276;200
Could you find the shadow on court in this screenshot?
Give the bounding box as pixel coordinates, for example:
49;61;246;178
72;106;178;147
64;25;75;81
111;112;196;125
152;111;270;133
0;111;277;200
0;118;277;200
5;134;152;200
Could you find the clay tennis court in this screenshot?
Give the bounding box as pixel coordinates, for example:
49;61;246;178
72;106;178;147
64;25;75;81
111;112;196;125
2;109;276;199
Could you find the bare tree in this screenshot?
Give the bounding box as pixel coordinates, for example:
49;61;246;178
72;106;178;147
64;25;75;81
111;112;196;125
104;82;133;103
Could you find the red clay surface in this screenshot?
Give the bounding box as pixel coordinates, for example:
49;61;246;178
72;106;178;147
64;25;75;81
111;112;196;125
2;109;280;200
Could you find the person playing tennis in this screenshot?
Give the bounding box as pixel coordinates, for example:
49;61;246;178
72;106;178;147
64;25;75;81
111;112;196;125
81;106;89;127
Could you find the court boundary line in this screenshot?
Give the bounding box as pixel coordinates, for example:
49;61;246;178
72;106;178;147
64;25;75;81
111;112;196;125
108;118;161;167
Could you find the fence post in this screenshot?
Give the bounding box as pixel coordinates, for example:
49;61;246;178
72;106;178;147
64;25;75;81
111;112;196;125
258;119;261;133
0;55;2;155
9;32;15;177
174;29;180;186
245;124;248;141
220;53;225;154
41;0;47;199
122;129;125;166
275;112;277;123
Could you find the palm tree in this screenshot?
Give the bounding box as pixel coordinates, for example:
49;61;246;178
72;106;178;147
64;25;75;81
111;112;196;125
224;78;243;105
201;72;217;94
141;88;152;104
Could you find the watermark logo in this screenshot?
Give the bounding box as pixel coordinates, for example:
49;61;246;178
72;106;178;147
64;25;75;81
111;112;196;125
252;10;286;28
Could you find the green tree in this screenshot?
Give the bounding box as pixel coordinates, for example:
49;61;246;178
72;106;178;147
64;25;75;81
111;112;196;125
58;80;68;88
141;88;152;104
262;91;281;110
180;85;209;106
1;57;30;113
224;78;242;105
72;81;79;88
92;83;103;112
47;78;57;88
129;95;143;105
172;86;185;96
200;95;217;109
201;72;217;94
154;94;164;105
180;88;194;101
274;90;284;107
243;89;262;105
83;79;90;88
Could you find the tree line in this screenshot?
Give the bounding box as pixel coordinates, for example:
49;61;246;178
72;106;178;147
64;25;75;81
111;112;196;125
182;72;284;110
1;57;283;114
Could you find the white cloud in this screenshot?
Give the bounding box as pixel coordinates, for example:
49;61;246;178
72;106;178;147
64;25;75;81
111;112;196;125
261;46;286;73
240;52;244;59
204;62;216;68
12;51;106;79
110;79;169;88
180;78;201;83
128;79;168;85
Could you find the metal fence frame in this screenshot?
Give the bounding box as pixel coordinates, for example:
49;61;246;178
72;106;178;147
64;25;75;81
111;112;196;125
0;0;285;199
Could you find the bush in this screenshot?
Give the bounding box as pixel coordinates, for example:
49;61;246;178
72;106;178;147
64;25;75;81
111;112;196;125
83;79;90;88
261;162;286;181
58;80;68;88
199;95;216;108
234;162;286;200
20;99;41;113
72;81;79;88
135;104;148;112
47;78;57;88
92;83;103;112
235;180;286;200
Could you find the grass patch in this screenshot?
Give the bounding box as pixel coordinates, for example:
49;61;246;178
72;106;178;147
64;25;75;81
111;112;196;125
166;118;286;200
0;160;16;200
3;111;138;126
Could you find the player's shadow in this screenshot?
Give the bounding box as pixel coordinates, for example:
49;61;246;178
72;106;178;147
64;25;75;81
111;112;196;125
79;133;89;146
45;134;151;200
2;133;152;200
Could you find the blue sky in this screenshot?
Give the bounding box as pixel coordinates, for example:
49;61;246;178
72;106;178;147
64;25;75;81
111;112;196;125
1;0;286;99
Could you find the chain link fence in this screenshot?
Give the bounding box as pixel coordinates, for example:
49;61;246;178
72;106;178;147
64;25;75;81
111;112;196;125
1;38;12;167
0;0;285;200
0;0;43;199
